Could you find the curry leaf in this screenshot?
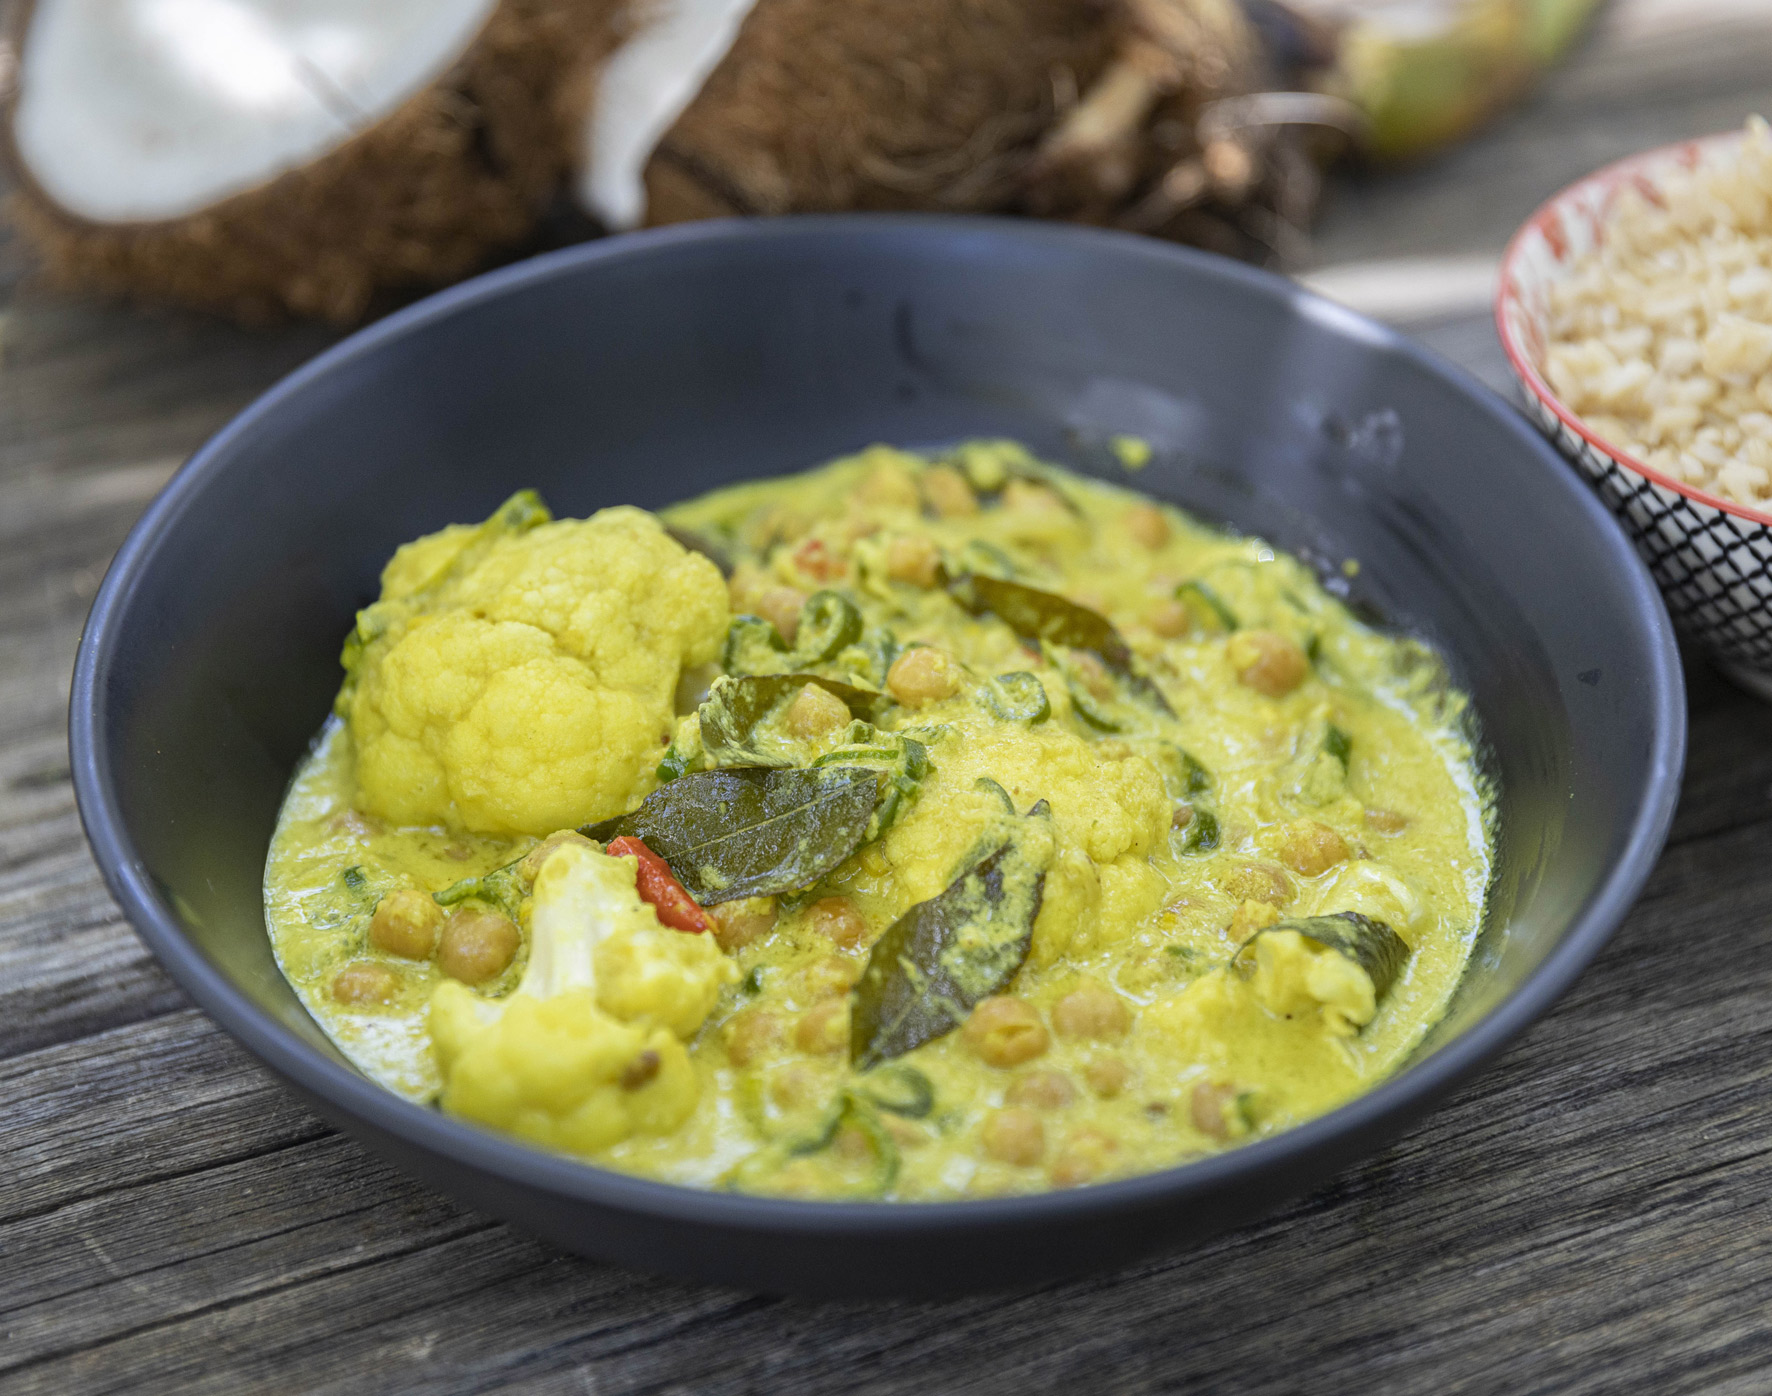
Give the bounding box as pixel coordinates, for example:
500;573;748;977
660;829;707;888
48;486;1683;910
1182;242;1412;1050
951;573;1132;666
950;574;1174;716
664;524;734;577
850;802;1056;1069
581;766;881;904
811;730;927;839
1234;911;1410;1000
698;673;894;767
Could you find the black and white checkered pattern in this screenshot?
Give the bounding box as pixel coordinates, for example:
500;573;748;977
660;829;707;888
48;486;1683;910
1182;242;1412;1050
1519;390;1772;672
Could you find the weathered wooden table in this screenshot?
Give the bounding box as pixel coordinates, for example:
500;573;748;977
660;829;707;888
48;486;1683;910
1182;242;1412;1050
7;5;1772;1391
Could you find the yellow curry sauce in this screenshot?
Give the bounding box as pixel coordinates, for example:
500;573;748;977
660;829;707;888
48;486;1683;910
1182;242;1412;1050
265;441;1491;1200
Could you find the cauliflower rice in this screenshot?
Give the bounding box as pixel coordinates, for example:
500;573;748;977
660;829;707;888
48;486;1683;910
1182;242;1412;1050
1543;116;1772;512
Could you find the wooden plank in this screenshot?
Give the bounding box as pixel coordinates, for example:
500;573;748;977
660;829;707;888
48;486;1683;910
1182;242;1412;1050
3;1;1772;1388
0;1012;326;1225
5;805;1770;1393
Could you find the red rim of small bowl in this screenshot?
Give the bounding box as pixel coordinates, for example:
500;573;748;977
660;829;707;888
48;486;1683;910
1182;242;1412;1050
1495;128;1772;531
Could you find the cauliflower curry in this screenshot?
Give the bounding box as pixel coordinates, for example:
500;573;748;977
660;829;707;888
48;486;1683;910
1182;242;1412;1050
265;441;1491;1200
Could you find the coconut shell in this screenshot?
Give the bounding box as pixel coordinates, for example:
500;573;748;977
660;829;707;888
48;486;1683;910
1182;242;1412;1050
640;0;1114;223
2;0;622;323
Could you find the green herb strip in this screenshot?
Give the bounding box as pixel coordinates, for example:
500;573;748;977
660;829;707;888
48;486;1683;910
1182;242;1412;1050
982;670;1051;723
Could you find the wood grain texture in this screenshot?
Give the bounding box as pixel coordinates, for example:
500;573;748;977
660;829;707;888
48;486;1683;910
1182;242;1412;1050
5;2;1772;1391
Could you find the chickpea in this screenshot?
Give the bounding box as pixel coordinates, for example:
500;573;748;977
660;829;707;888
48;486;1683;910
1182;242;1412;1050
800;954;861;999
1219;862;1294;908
922;464;978;517
1146;598;1191;638
807;895;869;950
1278;819;1351;877
517;829;598;885
1006;1070;1077;1109
367;888;443;960
785;682;851;741
755;586;807;645
1083;1057;1132;1099
1052;983;1131;1040
1124;502;1171;550
833;1121;883;1166
1049;1129;1119;1188
1227;898;1282;942
886;647;961;707
723;1008;781;1067
1191;1081;1242;1141
708;896;778;952
1365;807;1410;835
769;1061;825;1110
331;961;399;1005
885;534;943;588
438;908;520;985
794;999;850;1055
856;457;922;510
982;1108;1046;1166
1228;629;1309;698
961;996;1050;1068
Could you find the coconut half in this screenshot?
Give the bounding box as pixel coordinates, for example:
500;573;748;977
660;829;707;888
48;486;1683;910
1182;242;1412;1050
574;0;1114;229
578;0;758;230
4;0;619;320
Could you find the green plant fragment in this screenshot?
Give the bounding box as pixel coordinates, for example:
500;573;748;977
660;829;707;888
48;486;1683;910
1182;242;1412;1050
981;670;1051;723
1233;911;1410;1001
698;673;893;767
850;801;1056;1069
794;591;864;664
855;1064;936;1119
434;858;525;920
582;766;881;904
951;574;1174;716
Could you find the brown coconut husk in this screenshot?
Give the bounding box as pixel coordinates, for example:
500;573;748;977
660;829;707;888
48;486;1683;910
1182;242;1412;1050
636;0;1338;269
641;0;1115;223
2;0;622;323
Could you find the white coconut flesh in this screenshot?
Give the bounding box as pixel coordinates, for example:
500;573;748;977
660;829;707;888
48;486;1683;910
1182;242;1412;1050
578;0;758;230
12;0;499;223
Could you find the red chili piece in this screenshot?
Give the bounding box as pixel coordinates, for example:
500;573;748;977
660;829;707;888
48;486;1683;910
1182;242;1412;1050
606;836;710;933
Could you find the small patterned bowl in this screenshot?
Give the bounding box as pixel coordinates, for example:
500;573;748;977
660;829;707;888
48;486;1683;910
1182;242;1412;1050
1496;130;1772;701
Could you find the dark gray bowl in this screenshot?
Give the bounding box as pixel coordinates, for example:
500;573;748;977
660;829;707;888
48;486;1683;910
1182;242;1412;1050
69;216;1684;1298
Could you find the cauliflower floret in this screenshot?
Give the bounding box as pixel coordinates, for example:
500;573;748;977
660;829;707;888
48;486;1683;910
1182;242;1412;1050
343;494;728;835
1248;930;1376;1037
430;841;736;1156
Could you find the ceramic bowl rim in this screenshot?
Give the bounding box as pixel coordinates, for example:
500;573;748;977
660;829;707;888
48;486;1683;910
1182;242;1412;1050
70;213;1686;1239
1496;126;1772;531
